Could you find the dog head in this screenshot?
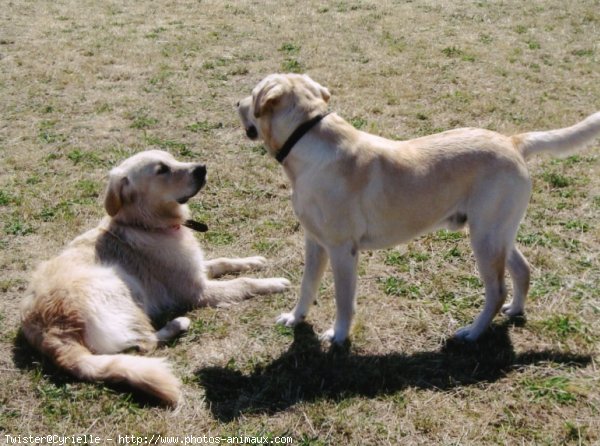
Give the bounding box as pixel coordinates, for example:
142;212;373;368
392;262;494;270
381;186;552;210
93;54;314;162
237;73;330;157
104;150;206;228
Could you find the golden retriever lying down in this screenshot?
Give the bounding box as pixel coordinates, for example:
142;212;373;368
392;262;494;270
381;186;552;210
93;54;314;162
20;150;290;406
237;73;600;345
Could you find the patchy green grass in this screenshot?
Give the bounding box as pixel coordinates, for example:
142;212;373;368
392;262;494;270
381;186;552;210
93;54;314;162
185;120;224;133
0;0;598;444
379;276;422;299
522;376;581;405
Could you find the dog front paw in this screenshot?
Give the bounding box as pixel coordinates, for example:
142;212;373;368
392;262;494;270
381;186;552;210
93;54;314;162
453;325;478;342
171;316;191;333
243;256;268;271
276;311;303;327
268;278;291;292
320;328;348;345
501;303;524;317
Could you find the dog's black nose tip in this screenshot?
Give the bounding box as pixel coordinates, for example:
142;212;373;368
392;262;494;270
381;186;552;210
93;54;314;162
246;126;258;139
193;164;207;182
236;101;240;107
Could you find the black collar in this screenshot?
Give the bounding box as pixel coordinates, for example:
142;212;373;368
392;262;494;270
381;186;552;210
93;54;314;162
183;219;208;232
104;219;208;244
275;113;329;164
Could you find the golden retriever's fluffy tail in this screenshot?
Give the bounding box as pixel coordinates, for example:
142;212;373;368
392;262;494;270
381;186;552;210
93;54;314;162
512;111;600;159
38;329;181;406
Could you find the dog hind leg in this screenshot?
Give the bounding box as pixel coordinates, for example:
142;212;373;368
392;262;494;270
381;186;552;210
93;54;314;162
456;171;531;341
502;247;530;317
155;317;191;343
455;236;508;341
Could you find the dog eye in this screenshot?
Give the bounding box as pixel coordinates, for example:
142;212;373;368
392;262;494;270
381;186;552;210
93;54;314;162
156;163;170;175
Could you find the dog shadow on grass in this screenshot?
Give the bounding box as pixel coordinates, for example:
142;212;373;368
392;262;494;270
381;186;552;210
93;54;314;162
196;320;592;421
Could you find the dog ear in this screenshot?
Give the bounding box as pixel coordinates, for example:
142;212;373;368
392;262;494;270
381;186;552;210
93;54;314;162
104;173;130;217
301;74;331;103
253;81;285;118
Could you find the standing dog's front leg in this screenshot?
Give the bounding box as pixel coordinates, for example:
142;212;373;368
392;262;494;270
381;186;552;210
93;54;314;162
321;242;359;344
277;235;328;327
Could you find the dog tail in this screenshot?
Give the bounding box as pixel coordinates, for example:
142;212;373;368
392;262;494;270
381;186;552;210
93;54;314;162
35;328;181;406
512;111;600;159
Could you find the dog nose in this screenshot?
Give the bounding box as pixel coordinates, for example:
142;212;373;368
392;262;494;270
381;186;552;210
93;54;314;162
236;101;240;108
193;165;207;183
246;126;258;139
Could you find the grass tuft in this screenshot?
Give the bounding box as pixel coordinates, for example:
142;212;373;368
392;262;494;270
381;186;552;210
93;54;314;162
523;376;580;405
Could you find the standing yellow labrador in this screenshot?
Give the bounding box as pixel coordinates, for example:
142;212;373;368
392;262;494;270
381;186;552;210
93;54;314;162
237;73;600;344
21;150;289;406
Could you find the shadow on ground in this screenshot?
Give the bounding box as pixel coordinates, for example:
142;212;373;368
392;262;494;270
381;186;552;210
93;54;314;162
196;320;591;421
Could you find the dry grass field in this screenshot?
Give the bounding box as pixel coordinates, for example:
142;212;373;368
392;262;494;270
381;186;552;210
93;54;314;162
1;0;599;444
